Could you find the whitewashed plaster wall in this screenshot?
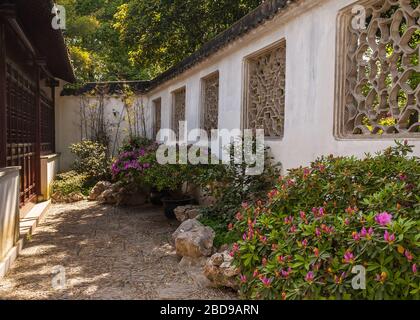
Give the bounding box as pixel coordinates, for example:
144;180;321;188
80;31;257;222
56;92;153;170
56;0;420;172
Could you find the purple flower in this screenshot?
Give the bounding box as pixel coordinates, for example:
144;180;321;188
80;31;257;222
261;277;272;288
281;267;292;278
344;251;354;264
375;212;393;226
384;230;396;244
240;274;247;283
405;250;413;262
413;264;417;274
352;232;360;241
305;271;315;283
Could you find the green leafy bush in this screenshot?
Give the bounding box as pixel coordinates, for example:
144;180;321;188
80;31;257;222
232;141;419;300
69;140;110;179
51;171;94;197
197;145;281;246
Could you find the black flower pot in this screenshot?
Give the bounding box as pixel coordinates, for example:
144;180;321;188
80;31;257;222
161;196;194;219
150;191;163;206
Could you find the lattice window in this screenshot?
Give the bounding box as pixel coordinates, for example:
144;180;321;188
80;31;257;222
202;73;219;134
5;60;37;205
40;94;55;154
153;98;161;138
336;0;420;138
172;88;186;136
245;41;286;138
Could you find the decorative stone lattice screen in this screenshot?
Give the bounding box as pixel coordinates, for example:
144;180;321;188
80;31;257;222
172;88;186;136
336;0;420;138
202;73;219;134
245;41;286;138
153;98;161;137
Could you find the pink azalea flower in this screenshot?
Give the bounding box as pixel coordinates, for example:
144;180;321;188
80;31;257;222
405;250;413;261
240;274;247;283
384;230;396;244
375;212;393;226
241;202;249;209
290;225;297;233
360;227;367;237
235;212;243;221
281;267;292;278
305;271;315;283
253;269;259;278
262;257;268;266
315;228;321;237
344;251;354;264
344;218;350;226
261;277;272;288
301;239;308;247
277;256;286;264
352;232;361;241
413;264;417;274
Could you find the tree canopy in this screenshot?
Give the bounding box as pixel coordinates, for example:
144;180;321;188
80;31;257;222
62;0;263;84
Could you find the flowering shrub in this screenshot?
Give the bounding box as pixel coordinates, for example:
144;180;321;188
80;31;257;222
111;144;157;186
69;140;110;179
231;141;419;300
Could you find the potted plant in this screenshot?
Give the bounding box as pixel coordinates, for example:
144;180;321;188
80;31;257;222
144;162;195;218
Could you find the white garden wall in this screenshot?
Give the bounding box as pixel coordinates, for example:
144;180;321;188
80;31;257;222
0;167;20;262
56;0;420;172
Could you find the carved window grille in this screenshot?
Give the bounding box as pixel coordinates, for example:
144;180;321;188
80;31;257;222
172;87;186;136
245;41;286;138
153;98;161;138
336;0;420;138
202;72;219;134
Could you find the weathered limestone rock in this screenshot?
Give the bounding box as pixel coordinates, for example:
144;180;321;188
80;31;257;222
51;192;85;204
88;181;112;201
204;250;240;289
97;182;147;206
172;219;215;258
174;205;201;222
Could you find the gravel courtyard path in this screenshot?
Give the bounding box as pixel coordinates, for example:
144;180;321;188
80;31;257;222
0;201;236;300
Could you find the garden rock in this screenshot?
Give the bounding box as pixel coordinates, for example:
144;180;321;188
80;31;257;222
88;181;112;201
97;183;147;206
172;219;215;258
174;205;201;222
51;192;85;204
204;250;239;289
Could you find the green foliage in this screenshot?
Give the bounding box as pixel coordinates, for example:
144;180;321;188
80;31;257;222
63;0;262;82
118;137;155;153
51;171;94;196
200;215;238;248
231;141;419;300
69;140;110;179
114;0;262;75
197;145;281;223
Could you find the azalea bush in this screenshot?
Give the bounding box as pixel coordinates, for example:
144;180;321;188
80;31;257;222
197;144;281;247
231;141;419;300
111;142;157;186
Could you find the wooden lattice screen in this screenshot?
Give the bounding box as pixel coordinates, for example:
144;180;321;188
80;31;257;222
40;93;55;154
5;60;37;205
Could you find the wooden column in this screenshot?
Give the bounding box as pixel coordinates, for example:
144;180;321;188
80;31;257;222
0;21;7;168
